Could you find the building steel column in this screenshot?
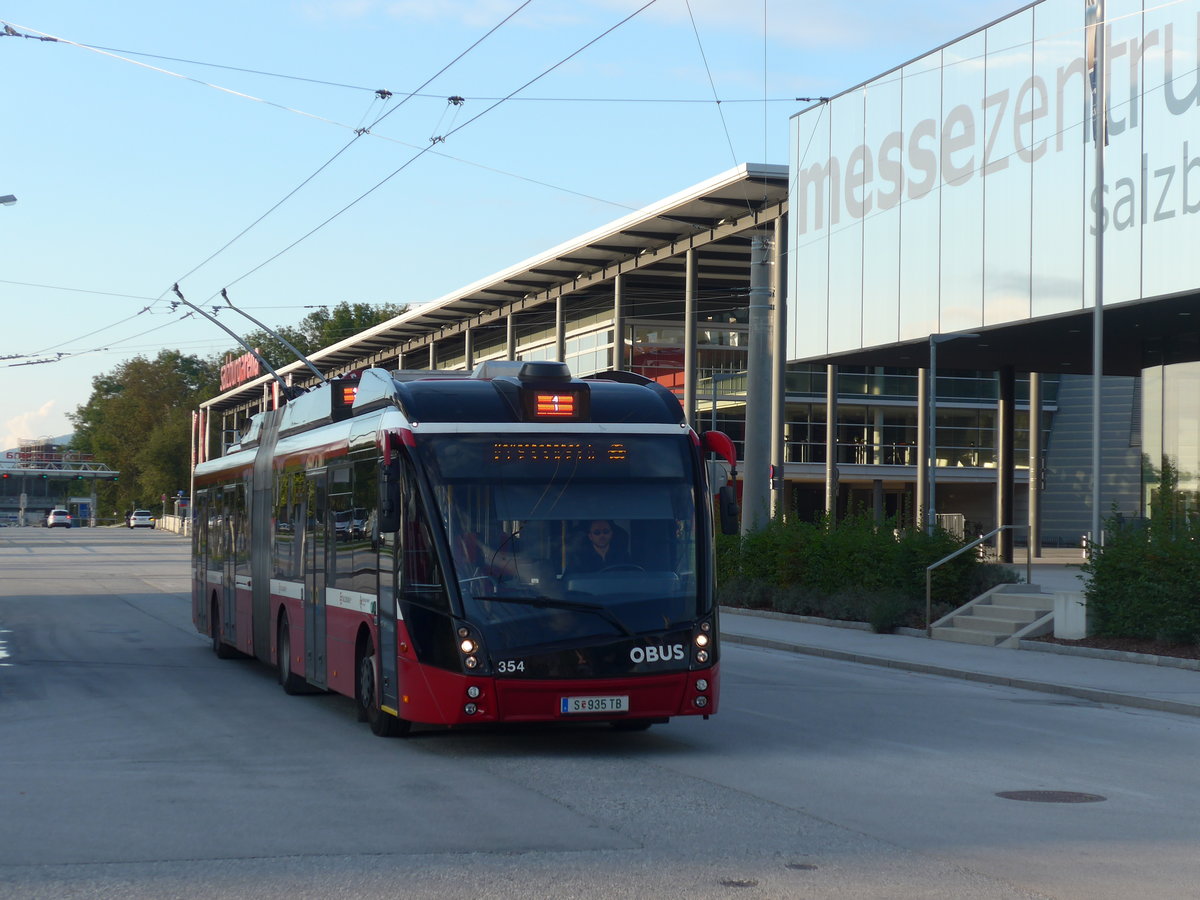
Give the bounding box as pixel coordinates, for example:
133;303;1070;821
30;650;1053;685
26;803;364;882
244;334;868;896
464;327;474;371
684;249;698;429
612;273;625;371
1028;371;1043;557
740;236;772;535
825;364;839;519
428;342;436;370
770;214;788;519
506;314;517;359
916;368;928;530
555;297;566;362
997;365;1016;562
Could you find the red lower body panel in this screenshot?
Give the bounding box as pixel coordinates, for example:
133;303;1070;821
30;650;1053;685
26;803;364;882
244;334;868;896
395;663;720;726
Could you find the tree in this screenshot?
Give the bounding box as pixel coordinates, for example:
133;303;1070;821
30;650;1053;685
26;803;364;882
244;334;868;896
69;350;219;515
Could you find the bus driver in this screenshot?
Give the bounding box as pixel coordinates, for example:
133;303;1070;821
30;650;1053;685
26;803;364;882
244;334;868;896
567;519;631;574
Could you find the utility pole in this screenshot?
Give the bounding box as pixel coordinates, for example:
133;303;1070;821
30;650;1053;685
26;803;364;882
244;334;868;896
740;235;772;535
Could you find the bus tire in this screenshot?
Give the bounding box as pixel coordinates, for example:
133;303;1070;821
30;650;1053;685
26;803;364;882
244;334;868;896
357;647;409;737
277;615;306;695
611;718;655;732
211;598;236;659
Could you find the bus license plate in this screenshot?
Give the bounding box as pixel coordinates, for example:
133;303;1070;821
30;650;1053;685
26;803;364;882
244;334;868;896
561;695;629;715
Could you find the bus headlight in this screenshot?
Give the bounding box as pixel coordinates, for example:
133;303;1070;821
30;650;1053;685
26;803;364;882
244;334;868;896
455;622;487;673
696;678;708;692
692;619;715;665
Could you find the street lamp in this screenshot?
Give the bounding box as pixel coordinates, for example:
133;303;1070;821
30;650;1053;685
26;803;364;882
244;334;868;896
0;195;17;206
927;331;980;534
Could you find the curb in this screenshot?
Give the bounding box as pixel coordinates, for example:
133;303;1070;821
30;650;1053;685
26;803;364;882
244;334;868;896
721;608;1200;719
1018;638;1200;671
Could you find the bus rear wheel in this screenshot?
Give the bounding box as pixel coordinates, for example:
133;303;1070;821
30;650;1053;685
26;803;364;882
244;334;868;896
357;648;409;737
211;598;236;659
277;616;306;695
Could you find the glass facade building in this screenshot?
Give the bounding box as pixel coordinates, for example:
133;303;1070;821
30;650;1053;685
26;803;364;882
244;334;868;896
789;0;1200;525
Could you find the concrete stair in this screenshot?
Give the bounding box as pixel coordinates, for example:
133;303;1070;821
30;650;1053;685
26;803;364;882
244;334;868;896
931;584;1055;647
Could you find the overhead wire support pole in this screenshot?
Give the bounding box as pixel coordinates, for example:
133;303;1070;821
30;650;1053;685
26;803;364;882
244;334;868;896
1087;0;1108;558
170;285;302;400
219;288;327;384
740;235;772;535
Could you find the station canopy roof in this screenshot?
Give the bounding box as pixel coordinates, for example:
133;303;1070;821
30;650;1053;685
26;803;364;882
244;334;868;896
204;163;788;414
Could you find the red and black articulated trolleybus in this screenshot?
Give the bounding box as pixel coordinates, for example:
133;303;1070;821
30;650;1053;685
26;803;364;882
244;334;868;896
192;360;738;735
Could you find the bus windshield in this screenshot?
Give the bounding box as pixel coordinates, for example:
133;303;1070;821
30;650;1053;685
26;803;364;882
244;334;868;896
412;432;704;650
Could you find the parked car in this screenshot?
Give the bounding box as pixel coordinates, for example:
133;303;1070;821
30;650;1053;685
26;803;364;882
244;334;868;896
128;509;156;529
45;509;72;528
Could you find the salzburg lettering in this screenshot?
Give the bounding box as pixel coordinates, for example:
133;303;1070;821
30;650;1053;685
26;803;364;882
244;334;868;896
794;12;1200;237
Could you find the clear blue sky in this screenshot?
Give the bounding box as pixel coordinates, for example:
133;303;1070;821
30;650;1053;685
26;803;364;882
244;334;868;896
1;0;1019;450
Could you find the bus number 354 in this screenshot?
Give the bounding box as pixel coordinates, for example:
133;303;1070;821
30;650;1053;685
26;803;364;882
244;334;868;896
498;660;525;673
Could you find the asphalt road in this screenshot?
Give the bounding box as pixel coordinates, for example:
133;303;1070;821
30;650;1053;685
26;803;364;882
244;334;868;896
2;527;1199;899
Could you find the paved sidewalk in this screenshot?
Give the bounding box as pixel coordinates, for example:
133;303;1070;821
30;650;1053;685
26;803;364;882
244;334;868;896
721;607;1200;718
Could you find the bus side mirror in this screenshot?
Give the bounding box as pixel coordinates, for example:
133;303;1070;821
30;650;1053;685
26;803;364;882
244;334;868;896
701;431;739;534
700;430;737;469
718;484;739;535
378;456;400;533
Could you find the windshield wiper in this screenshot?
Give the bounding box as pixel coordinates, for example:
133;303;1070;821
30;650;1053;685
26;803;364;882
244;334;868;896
483;594;634;637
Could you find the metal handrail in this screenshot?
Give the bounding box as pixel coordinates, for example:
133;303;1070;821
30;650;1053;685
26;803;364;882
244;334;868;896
925;525;1032;636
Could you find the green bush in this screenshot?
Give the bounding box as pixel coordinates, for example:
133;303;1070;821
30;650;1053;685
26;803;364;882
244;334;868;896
1084;461;1200;645
716;512;1006;629
1085;517;1200;644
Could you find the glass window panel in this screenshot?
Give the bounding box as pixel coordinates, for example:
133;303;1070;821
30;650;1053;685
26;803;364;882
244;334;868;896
1031;0;1088;316
1141;1;1200;300
1094;0;1146;305
939;32;986;334
789;107;832;360
827;90;866;353
862;76;902;348
983;11;1034;326
898;52;944;342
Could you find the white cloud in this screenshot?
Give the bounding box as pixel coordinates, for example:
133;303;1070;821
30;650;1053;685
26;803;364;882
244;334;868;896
2;400;62;451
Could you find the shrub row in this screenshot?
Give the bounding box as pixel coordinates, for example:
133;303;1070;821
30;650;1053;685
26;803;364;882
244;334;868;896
716;513;1017;632
1084;514;1200;645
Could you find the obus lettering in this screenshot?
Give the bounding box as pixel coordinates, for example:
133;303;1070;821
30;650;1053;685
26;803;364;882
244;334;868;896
630;644;686;664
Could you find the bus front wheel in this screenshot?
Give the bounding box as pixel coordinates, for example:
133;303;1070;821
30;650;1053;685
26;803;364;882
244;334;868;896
357;647;409;738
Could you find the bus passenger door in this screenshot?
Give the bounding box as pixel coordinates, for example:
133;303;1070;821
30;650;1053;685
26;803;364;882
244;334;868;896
305;471;329;689
192;490;208;634
221;484;238;647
